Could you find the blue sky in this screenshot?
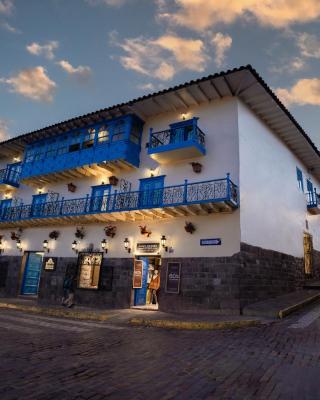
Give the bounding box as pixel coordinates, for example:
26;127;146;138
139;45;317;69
0;0;320;146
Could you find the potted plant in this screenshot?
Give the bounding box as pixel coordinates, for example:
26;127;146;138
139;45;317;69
49;230;60;240
139;225;152;237
67;183;77;193
75;227;85;239
10;228;22;241
184;221;196;234
190;162;202;173
104;225;117;238
109;176;119;186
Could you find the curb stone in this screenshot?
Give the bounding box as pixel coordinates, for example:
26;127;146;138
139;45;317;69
278;293;320;319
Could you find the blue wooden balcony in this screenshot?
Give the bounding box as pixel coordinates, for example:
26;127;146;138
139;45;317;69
148;118;206;164
0;175;238;228
307;190;320;214
0;163;21;190
20;115;144;185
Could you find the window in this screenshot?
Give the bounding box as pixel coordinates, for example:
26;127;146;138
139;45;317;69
82;128;96;149
97;125;110;144
129;122;141;145
78;252;103;290
112;120;126;142
68;132;81;152
296;167;304;192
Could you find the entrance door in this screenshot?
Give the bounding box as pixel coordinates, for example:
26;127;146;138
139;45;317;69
139;176;164;208
134;257;149;306
32;194;47;217
0;199;12;219
304;233;313;276
90;185;111;212
21;252;43;295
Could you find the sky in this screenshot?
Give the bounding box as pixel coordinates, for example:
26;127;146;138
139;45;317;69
0;0;320;147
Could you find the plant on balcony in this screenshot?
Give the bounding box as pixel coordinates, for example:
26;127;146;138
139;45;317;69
184;221;196;234
11;228;22;241
104;225;117;238
67;183;77;193
139;225;152;237
109;176;119;186
49;230;60;240
190;162;202;173
75;226;85;239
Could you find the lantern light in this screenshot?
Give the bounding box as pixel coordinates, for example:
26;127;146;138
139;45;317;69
16;239;22;252
0;239;4;254
71;240;78;253
43;239;49;253
124;238;131;253
101;239;108;253
161;235;168;252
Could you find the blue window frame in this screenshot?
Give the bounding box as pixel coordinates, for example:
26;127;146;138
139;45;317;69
90;185;111;212
32;194;47;217
139;176;165;208
296;167;304;192
0;199;12;218
307;179;313;194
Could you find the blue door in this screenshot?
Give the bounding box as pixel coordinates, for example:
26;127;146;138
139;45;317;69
134;257;149;306
6;162;21;186
32;194;47;217
0;199;12;219
21;252;43;295
139;176;164;208
90;185;111;212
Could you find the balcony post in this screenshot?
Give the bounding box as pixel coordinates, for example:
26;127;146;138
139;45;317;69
85;194;90;212
112;190;117;211
314;188;318;206
183;179;188;203
59;197;65;215
149;128;153;148
226;173;230;200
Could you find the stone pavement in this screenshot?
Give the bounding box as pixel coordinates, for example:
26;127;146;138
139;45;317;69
1;301;320;399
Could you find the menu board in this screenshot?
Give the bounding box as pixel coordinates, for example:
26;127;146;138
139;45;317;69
43;257;57;271
78;252;103;290
165;262;181;294
132;260;143;288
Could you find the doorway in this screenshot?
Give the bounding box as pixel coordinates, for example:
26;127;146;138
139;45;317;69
303;233;313;276
21;252;44;295
132;256;161;310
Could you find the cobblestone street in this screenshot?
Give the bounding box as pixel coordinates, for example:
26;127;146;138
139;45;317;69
1;304;320;400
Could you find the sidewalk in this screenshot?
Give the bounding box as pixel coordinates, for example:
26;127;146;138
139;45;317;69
0;297;266;330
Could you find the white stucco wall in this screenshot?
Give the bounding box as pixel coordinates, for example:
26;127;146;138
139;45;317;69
238;99;320;257
0;97;241;258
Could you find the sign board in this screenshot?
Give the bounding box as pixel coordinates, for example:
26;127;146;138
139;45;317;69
43;257;57;271
78;252;103;290
136;242;160;254
133;260;143;288
165;262;181;294
200;238;222;246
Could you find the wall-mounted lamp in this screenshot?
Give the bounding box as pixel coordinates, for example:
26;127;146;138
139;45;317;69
72;240;78;254
4;192;11;200
161;235;168;252
124;238;131;253
43;239;50;253
101;238;108;253
0;239;4;254
38;187;43;194
16;239;22;252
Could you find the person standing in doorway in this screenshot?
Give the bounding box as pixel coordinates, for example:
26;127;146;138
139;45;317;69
149;268;160;304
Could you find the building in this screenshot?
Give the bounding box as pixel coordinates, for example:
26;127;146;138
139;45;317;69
0;65;319;314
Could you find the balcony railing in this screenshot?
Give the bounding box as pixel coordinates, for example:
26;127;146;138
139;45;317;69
0;175;238;224
306;190;320;214
0;166;21;188
148;118;206;163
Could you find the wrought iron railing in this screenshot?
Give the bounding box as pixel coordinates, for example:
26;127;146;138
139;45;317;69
0;167;21;187
306;190;319;208
0;175;238;223
149;122;205;150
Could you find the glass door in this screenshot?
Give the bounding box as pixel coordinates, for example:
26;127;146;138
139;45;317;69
90;185;111;212
31;194;47;217
139;176;164;208
21;252;44;295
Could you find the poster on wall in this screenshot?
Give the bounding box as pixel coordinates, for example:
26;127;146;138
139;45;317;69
133;260;143;288
43;257;57;271
165;262;181;294
78;252;103;290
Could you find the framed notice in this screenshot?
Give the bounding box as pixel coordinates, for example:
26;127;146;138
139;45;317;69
165;262;181;294
43;257;57;271
136;242;160;254
78;252;103;290
133;260;143;288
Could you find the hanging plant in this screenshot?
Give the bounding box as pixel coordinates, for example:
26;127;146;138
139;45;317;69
67;182;77;193
49;230;60;240
184;221;196;234
109;176;119;186
139;225;152;237
11;228;22;241
75;227;85;239
190;162;202;173
104;225;117;238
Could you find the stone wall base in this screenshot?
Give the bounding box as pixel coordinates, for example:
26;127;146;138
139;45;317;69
1;243;317;313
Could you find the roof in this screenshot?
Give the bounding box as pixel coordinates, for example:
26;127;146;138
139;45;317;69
2;65;320;179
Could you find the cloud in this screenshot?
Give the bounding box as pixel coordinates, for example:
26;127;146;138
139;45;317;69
1;21;20;33
0;119;11;141
57;60;92;80
159;0;320;31
26;41;59;60
85;0;128;7
275;78;320;106
210;32;232;67
1;66;56;102
0;0;14;15
270;57;306;74
137;83;156;91
297;32;320;59
112;32;208;81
